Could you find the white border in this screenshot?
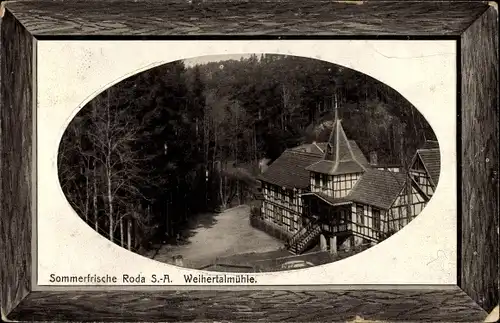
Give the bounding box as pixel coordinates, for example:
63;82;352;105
36;40;457;286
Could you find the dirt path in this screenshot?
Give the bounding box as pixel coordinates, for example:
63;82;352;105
152;205;284;268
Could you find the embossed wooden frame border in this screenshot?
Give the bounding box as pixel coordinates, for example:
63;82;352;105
0;0;498;322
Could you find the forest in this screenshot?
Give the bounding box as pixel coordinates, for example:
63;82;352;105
58;53;436;254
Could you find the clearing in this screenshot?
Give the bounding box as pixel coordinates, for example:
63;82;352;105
151;205;284;268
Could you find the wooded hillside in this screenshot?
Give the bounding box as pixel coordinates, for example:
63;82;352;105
58;53;436;253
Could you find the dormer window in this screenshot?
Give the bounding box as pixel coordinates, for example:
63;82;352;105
326;144;333;156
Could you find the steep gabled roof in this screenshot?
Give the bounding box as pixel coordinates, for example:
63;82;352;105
257;150;321;189
290;142;326;155
417;148;441;187
305;159;365;175
348;169;407;210
305;118;368;175
314;142;328;153
349;140;370;166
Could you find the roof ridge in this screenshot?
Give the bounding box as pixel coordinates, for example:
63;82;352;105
332;120;341;171
416;150;438;187
346;141;367;170
312;142;324;153
339;122;367;171
284;149;323;157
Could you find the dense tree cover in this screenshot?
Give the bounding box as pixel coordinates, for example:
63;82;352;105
58;53;435;253
191;54;434;163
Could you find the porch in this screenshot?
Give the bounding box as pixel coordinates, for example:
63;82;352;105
300;192;376;253
301;192;353;236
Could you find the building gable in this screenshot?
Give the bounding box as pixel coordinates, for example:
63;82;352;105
388;179;429;210
306;120;369;175
347;169;407;210
411;153;427;172
418;149;440;187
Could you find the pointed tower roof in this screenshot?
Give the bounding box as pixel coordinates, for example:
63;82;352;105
306;96;368;175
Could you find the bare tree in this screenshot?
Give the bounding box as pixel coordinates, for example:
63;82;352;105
58;117;92;223
85;91;152;248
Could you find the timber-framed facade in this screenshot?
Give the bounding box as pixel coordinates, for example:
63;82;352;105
257;107;436;254
1;1;497;321
409;141;440;198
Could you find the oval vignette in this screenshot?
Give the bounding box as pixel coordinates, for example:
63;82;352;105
57;53;440;273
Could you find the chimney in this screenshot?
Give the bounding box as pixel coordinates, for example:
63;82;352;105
369;151;378;165
259;158;270;174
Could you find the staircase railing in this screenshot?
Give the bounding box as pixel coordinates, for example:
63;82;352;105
295;225;322;254
286;218;322;254
286;217;318;247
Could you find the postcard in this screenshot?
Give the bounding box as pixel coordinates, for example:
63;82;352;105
35;40;457;288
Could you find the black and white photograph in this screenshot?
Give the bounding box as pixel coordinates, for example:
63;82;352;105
58;53;440;272
1;1;497;322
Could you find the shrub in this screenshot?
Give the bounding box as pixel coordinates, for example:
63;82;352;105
250;206;262;219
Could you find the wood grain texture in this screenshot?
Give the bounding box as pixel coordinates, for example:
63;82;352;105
461;6;499;313
4;0;489;36
0;9;34;318
7;288;489;322
0;0;498;321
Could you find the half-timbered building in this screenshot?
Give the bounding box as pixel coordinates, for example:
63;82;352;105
257;109;431;254
409;141;440;198
259;148;321;238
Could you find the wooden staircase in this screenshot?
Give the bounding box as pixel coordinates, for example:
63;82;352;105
286;220;322;255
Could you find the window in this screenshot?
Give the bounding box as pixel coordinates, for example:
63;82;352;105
315;173;320;187
373;209;380;231
356;205;364;226
337;209;346;225
400;193;406;205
